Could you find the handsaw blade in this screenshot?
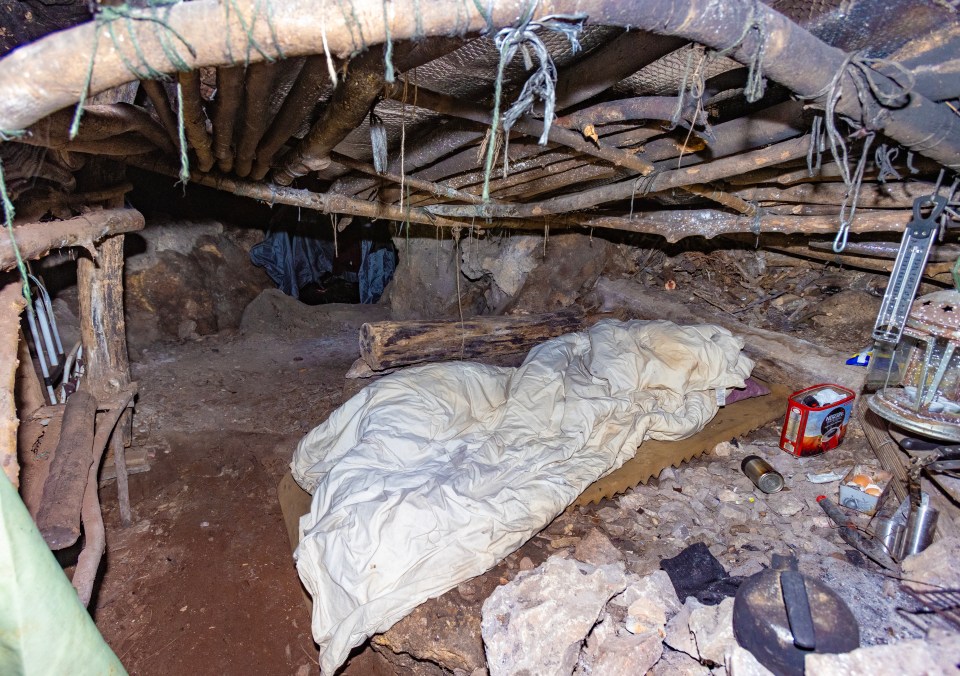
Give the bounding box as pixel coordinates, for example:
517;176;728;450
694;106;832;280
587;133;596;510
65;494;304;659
574;382;790;506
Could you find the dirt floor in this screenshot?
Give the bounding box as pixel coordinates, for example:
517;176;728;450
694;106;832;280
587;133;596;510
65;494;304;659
92;303;396;675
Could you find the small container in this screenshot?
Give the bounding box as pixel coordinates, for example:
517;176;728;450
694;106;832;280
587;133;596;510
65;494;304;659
839;465;892;515
902;497;939;557
741;455;785;493
780;384;856;457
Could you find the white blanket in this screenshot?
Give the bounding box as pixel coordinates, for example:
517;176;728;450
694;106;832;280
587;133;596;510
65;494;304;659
291;320;753;673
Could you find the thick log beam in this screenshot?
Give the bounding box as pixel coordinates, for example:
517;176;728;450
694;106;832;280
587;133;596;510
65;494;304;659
78;234;133;523
234;61;288;178
129;156;919;241
0;282;26;487
597;277;866;393
273;46;389;186
734;181;940;209
211;65;245;174
426;135;814;219
177;70;215;173
128;155;476;230
360;309;585;371
0;208;145;272
21;103;173;155
140;79;180;149
0;0;955;172
36;390;97;549
581;208;914;243
250;56;332;180
390;85;756;215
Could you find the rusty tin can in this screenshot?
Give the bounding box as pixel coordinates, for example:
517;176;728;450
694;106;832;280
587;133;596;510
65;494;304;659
741;455;785;493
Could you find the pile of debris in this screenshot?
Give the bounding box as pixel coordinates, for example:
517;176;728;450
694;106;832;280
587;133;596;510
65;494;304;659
368;430;960;675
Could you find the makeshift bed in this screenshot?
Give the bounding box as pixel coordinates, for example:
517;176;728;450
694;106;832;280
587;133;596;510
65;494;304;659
290;319;755;674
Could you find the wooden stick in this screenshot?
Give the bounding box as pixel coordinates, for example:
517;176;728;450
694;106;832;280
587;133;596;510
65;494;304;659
331;152;489;204
0;283;26;487
211;65;245;174
233;61;286;178
0;208;145;272
177;71;215;173
141;79;180;149
73;386;136;606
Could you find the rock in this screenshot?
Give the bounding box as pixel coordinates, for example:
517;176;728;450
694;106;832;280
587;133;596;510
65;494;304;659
651;647;712;675
618;491;645;512
688;597;736;666
664;597;703;658
618;570;681;636
804;634;960;675
177;319;199;341
769;493;805;518
573;529;623;566
718;489;741;503
596;506;623;523
725;646;774;676
713;441;736;458
727;559;764;578
125;219;271;350
481;556;627;676
577;620;662;676
518;557;535;572
901;536;960;592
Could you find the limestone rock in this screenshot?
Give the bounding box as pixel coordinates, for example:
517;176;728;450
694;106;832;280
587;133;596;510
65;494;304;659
651;647;711;675
725;646;774;676
618;570;681;636
125;220;271;350
576;616;662;676
901;536;960;592
804;634;960;675
665;597;703;658
574;529;623;567
769;493;805;518
481;556;627;676
689;597;736;666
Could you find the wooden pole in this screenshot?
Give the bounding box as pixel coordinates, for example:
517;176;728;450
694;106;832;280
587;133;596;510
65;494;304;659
0;282;27;487
77;234;134;525
0;208;144;272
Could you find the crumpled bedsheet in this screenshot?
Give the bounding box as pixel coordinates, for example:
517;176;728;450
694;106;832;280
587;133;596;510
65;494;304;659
291;319;754;673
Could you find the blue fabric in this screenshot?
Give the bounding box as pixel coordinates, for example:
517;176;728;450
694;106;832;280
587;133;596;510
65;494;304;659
359;240;396;304
250;224;395;304
250;230;335;300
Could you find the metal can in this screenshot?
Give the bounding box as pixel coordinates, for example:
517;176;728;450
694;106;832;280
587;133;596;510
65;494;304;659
741;455;785;493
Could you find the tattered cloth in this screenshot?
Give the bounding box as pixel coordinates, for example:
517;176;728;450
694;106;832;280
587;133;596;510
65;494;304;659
291;319;754;674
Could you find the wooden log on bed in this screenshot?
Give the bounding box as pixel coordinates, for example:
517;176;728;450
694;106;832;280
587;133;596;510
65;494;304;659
359;309;586;372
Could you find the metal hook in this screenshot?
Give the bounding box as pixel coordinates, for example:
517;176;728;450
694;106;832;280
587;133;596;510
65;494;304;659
833;221;850;253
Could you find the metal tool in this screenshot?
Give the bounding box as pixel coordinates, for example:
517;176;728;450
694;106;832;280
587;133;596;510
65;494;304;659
872;193;949;345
